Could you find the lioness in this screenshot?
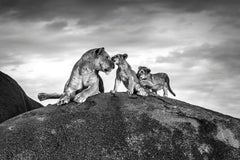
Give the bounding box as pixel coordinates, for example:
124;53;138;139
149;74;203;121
137;66;176;97
110;54;148;96
38;47;115;105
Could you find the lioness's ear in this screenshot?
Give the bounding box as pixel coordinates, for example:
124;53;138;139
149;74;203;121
123;53;128;59
95;47;105;56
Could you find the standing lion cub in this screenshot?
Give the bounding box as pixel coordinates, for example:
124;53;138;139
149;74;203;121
137;66;176;97
110;54;148;96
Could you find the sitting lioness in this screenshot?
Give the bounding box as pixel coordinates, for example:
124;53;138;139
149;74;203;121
110;54;148;96
38;47;115;105
137;66;176;97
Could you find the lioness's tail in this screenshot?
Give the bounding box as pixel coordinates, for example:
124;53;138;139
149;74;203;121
38;93;63;101
165;76;176;96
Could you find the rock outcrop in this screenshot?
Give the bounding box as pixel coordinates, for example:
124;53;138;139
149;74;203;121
0;71;43;123
0;92;240;160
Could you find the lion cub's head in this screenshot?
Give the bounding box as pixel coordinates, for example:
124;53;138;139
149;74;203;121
137;66;151;80
111;53;128;65
93;47;115;74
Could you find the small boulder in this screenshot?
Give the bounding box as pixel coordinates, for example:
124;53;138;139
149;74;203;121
0;71;43;123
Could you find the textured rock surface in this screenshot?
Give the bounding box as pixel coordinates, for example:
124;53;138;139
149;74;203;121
0;71;43;123
0;92;240;160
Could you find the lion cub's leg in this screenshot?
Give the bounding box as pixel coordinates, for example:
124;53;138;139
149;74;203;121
74;77;99;103
163;82;168;97
127;76;135;95
152;90;158;95
110;77;121;94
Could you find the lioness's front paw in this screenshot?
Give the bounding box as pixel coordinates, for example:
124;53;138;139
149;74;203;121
74;95;86;103
127;90;133;95
57;96;70;106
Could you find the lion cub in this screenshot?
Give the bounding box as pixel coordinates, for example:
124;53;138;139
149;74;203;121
111;54;148;96
137;66;176;97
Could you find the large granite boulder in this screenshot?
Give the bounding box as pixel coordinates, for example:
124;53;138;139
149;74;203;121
0;92;239;160
0;71;43;123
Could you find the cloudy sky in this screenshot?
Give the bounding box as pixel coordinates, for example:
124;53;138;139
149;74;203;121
0;0;240;118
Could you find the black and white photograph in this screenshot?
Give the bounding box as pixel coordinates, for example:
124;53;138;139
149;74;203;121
0;0;240;159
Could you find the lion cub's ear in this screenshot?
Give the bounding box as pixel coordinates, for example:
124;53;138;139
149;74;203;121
138;66;144;70
146;68;151;73
95;47;105;57
123;53;128;59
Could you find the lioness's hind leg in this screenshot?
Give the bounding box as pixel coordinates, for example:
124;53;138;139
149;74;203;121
74;79;99;103
57;78;82;105
74;87;99;103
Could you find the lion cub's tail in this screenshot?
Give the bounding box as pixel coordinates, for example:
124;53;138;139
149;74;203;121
165;76;176;97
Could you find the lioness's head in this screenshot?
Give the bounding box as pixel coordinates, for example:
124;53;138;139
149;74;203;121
137;66;151;80
111;53;128;65
93;47;115;74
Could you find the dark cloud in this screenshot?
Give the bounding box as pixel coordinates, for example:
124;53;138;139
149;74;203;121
0;0;123;21
155;39;240;117
45;20;68;31
0;0;239;23
158;0;240;13
211;15;240;32
0;52;26;68
0;35;70;56
157;39;240;76
84;25;179;49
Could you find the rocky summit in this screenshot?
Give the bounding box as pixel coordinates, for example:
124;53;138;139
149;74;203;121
0;71;43;123
0;92;240;160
